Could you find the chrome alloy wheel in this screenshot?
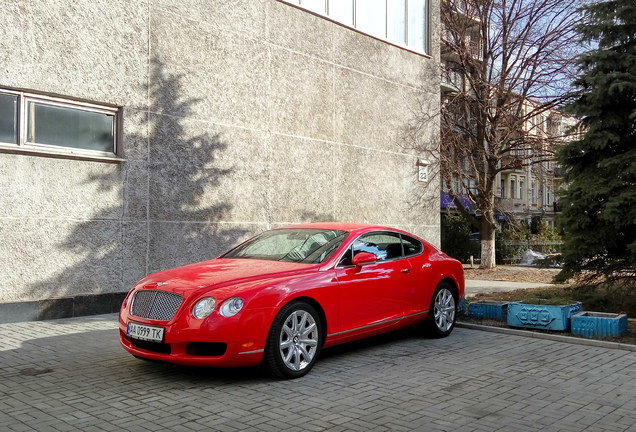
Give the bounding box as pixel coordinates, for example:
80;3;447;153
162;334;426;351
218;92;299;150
434;287;456;332
279;310;319;372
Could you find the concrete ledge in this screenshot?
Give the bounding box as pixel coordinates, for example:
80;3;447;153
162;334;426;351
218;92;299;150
0;293;127;324
457;322;636;352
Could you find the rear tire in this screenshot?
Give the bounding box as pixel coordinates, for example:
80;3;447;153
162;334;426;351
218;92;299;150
424;282;457;338
264;301;322;379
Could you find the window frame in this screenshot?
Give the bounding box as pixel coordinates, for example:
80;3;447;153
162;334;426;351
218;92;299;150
279;0;430;57
0;87;122;163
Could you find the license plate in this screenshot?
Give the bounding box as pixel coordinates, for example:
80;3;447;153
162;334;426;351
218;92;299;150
127;322;164;342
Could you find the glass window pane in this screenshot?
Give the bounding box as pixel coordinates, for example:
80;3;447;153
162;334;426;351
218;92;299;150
408;0;428;53
356;0;387;39
328;0;353;26
0;93;17;144
401;234;423;256
300;0;326;14
387;1;406;44
352;232;403;262
27;102;115;153
223;229;347;264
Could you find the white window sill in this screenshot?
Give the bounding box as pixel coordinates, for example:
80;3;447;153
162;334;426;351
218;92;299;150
0;144;125;163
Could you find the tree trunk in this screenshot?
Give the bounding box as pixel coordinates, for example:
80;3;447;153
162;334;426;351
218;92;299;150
480;216;497;269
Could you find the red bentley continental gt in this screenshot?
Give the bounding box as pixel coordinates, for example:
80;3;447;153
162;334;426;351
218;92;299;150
119;223;464;378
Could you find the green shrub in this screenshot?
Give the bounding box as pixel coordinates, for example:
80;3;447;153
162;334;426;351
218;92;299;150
441;214;476;262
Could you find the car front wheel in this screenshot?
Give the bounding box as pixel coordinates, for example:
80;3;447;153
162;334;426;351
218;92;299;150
264;301;322;379
424;282;457;337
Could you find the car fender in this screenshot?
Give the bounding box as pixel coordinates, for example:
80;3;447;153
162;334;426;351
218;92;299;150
431;263;465;300
229;270;339;349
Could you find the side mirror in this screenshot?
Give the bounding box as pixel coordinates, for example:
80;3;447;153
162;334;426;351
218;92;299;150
352;252;378;267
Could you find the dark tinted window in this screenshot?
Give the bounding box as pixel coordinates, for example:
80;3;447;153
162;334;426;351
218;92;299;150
402;234;423;256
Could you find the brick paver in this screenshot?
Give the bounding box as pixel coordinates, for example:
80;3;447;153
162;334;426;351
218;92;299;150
1;314;635;431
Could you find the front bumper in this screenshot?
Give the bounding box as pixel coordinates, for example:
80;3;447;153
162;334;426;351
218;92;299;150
118;307;273;368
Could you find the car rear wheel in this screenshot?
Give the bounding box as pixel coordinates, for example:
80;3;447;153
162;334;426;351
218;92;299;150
424;282;457;337
264;301;322;379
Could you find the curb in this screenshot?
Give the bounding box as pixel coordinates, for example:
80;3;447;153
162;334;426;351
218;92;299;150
457;321;636;352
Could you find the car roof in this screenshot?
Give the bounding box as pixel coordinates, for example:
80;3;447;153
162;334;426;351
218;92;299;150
276;222;402;234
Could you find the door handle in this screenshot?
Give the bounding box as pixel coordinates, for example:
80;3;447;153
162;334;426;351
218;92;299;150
401;268;411;274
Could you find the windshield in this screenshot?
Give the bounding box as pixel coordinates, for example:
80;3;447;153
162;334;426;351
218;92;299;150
223;229;349;264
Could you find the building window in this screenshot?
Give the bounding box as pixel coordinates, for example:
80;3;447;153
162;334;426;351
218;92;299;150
531;181;537;205
387;1;407;44
281;0;430;55
0;88;119;159
0;93;18;144
519;177;525;200
500;178;505;198
407;0;428;53
299;0;326;14
510;176;516;199
328;0;354;25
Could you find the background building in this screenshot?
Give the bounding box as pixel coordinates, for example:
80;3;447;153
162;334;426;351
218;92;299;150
496;109;577;228
0;0;441;321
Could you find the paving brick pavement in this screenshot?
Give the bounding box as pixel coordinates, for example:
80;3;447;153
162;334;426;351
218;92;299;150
1;314;635;432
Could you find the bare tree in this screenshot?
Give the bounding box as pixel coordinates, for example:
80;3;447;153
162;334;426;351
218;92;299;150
410;0;582;268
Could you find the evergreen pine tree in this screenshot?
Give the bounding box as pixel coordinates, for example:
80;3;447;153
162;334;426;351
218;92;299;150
558;0;636;281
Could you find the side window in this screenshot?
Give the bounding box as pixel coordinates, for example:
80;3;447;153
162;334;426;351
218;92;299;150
338;232;403;266
401;234;423;257
339;247;353;267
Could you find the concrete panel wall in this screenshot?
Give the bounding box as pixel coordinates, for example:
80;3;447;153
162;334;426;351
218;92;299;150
0;0;440;307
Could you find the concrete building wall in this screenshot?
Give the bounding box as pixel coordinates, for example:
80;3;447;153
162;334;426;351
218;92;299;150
0;0;440;312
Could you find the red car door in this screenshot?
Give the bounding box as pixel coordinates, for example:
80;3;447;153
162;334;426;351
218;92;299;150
334;232;418;335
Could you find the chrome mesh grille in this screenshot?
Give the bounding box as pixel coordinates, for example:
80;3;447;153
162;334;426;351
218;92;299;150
131;290;183;321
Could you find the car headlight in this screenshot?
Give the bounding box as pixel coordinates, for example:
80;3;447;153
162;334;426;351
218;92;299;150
219;297;244;317
192;297;216;319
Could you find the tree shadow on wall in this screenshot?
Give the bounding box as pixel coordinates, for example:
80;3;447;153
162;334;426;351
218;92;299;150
27;58;248;317
300;210;335;223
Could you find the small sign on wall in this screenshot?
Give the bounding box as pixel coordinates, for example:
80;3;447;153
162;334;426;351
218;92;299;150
417;159;430;182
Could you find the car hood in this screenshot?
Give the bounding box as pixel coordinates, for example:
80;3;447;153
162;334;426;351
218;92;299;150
134;258;317;297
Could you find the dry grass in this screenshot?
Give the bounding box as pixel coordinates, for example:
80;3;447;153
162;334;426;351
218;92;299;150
463;264;561;284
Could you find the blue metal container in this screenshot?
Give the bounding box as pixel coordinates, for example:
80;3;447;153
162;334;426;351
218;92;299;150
507;301;582;331
571;312;628;339
457;297;467;315
468;301;508;321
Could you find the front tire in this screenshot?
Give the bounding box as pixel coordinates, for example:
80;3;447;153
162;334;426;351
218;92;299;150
264;301;322;379
424;283;457;337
